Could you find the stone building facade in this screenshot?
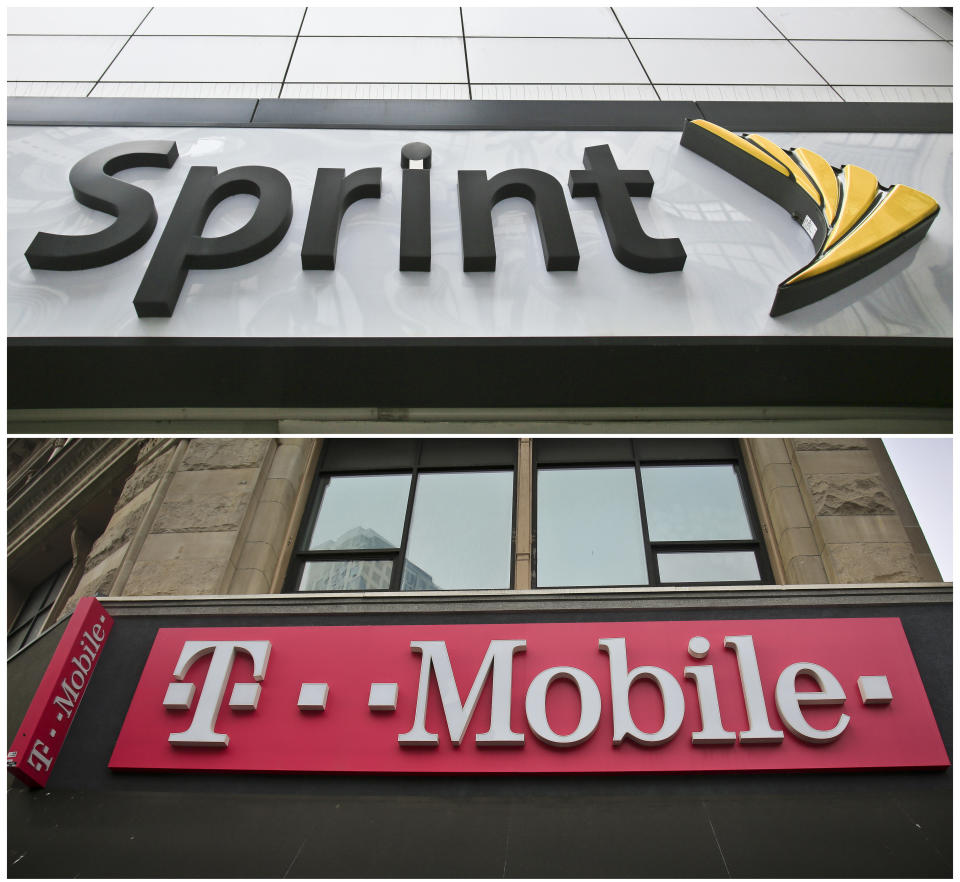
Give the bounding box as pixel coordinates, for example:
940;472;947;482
8;437;942;634
7;436;950;878
9;439;314;633
744;437;940;586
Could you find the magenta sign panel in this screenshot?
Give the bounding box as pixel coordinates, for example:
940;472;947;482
109;618;948;775
8;598;114;787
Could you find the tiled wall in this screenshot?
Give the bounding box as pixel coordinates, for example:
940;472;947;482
7;6;953;101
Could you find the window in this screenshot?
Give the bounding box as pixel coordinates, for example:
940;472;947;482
287;439;771;595
534;439;769;588
7;561;70;658
537;466;648;587
288;440;516;592
9;439;141;659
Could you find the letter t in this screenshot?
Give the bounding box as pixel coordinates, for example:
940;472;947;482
167;640;271;748
568;144;686;272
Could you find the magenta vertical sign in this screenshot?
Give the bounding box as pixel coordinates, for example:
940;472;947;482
7;597;113;788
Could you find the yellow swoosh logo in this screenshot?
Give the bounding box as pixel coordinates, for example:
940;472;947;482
680;119;939;317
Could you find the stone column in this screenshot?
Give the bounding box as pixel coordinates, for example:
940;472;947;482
120;439;273;597
228;438;320;595
793;438;936;584
514;439;533;590
744;438;827;584
869;439;941;582
64;439;181;613
745;438;939;585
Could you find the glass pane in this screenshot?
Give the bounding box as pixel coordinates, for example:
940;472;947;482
298;560;394;592
12;578;51;629
24;605;53;645
307;474;411;550
43;565;70;605
641;464;752;542
8;624;30;658
537;468;648;588
657;551;760;584
402;471;513;590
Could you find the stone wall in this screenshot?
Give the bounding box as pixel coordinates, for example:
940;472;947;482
227;439;318;595
55;437;941;608
746;438;828;584
868;438;941;583
744;438;940;585
62;439;318;607
122;439;272;597
62;440;178;615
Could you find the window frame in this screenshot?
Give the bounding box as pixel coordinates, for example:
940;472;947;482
7;561;71;659
532;440;772;589
286;440;518;594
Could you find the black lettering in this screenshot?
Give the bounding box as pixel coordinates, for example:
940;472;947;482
25;140;178;270
133;165;292;317
569;144;685;272
399;142;432;271
458;168;579;272
301;167;381;270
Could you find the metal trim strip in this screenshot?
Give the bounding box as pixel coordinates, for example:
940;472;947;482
8;336;952;411
7;97;952;132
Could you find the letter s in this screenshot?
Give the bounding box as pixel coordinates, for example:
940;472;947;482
24;140;178;270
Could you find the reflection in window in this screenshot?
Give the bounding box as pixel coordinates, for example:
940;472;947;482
536;449;766;588
537;468;648;588
300;559;395;593
8;562;70;658
403;471;513;590
291;440;769;594
657;551;760;584
641;464;752;542
307;474;411;550
291;442;516;593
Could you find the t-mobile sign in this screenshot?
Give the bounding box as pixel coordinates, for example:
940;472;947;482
109;618;947;775
8;598;113;788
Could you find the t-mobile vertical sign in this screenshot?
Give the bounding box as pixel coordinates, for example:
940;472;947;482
8;598;114;788
110;618;948;775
